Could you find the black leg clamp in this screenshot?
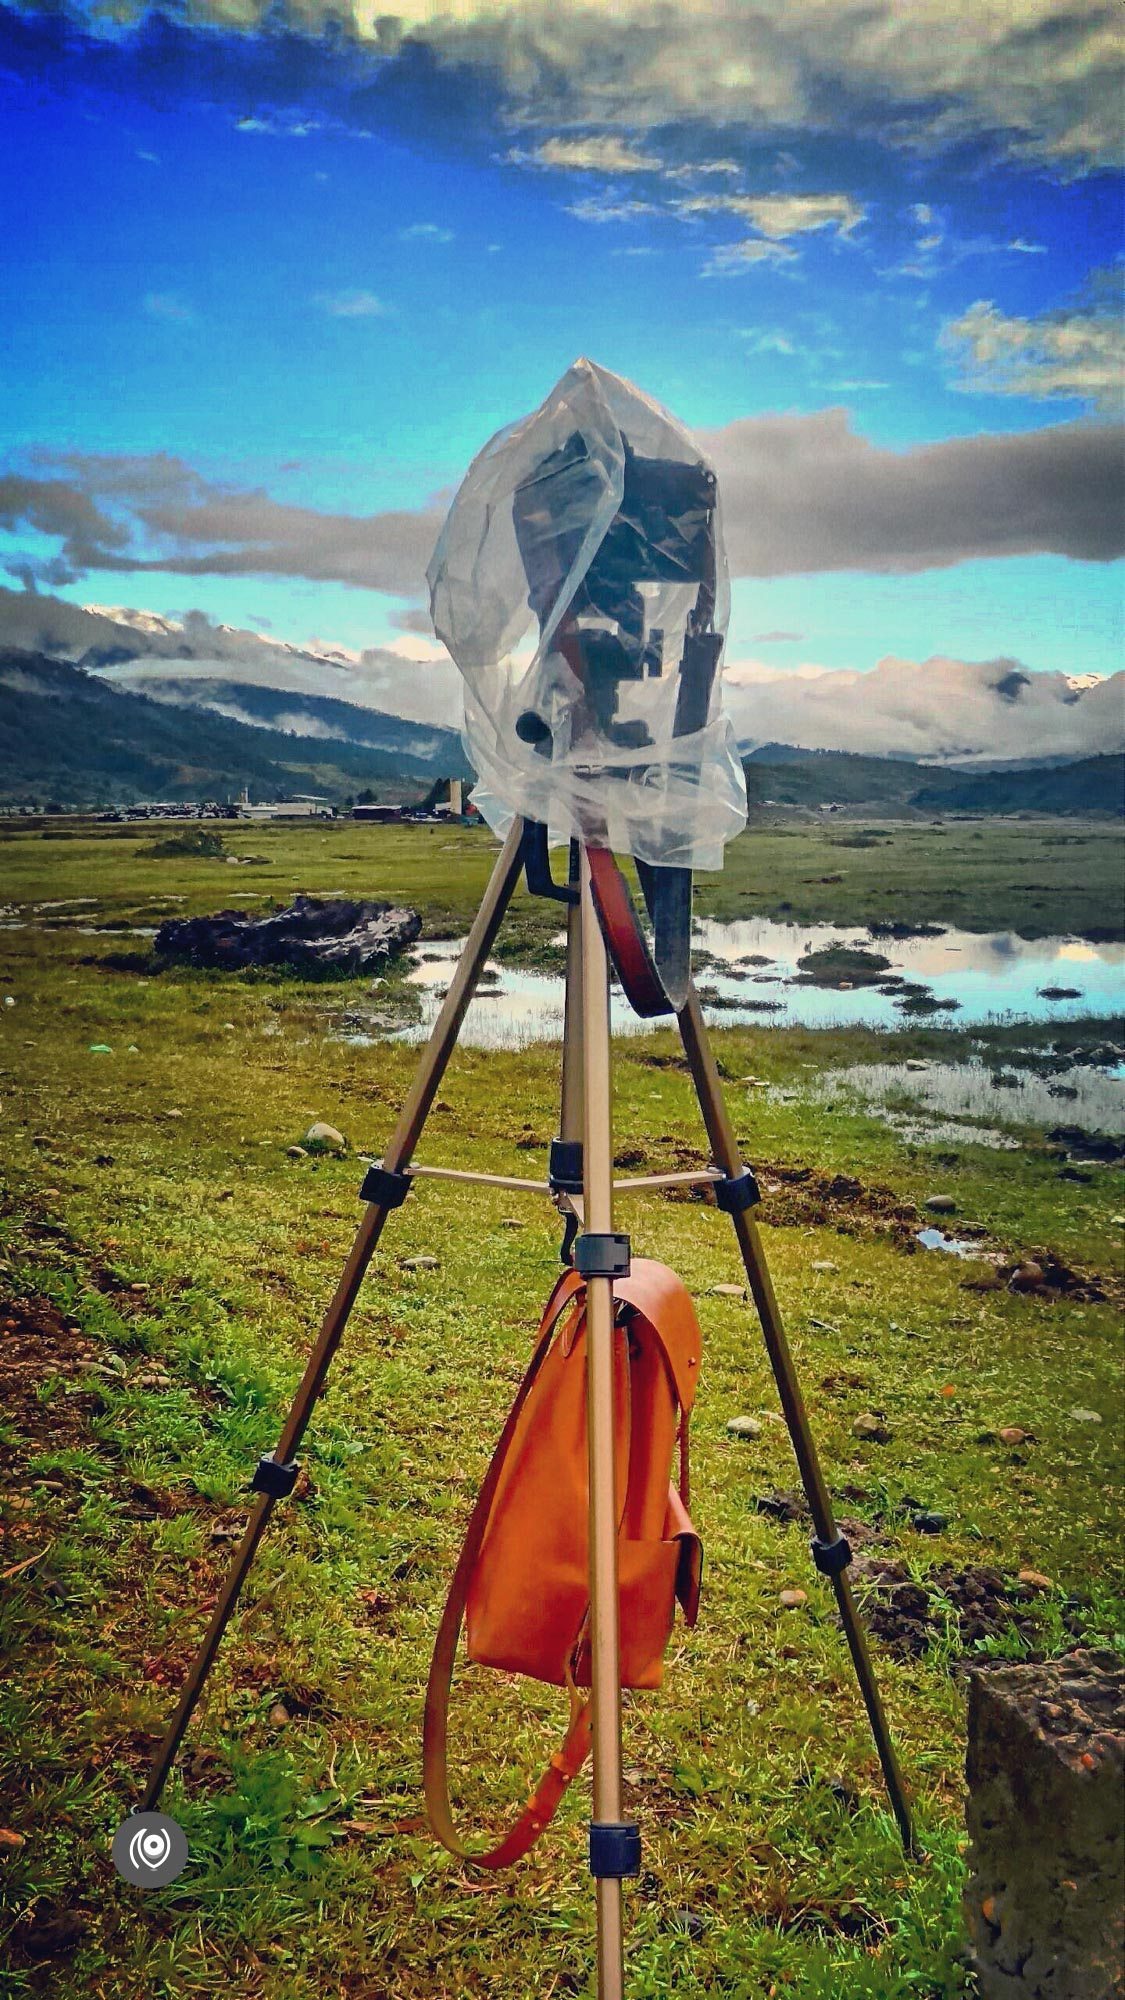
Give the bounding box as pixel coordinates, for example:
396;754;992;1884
548;1138;584;1195
358;1161;413;1209
574;1232;631;1278
712;1168;761;1214
811;1532;853;1578
589;1821;641;1879
251;1455;300;1500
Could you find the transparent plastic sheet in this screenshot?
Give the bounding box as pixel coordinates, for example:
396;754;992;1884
427;357;747;872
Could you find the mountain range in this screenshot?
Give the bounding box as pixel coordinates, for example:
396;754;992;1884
0;587;1121;812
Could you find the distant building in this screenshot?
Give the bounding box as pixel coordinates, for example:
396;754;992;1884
239;793;334;821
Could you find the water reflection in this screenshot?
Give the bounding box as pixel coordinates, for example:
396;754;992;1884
389;918;1123;1051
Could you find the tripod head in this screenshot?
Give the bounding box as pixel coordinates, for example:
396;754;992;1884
427;358;746;874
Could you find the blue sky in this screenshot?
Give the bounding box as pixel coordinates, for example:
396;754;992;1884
1;0;1122;686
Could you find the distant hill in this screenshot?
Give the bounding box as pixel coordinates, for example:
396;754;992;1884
743;744;1125;816
0;649;467;808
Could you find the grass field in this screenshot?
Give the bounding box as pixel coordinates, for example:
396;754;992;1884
1;817;1122;1999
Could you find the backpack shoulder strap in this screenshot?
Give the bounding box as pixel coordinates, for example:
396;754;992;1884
423;1267;592;1868
614;1259;702;1417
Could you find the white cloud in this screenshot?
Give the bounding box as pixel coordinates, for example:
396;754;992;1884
398;222;454;242
943;293;1124;409
522;134;663;174
703;239;798;276
314;288;390;318
732;193;866;239
565;194;657;225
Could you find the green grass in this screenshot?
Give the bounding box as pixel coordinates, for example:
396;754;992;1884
0;819;1122;1998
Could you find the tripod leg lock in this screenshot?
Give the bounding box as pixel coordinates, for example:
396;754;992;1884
251;1455;301;1500
574;1232;631;1278
712;1168;761;1214
358;1161;414;1209
589;1821;641;1879
548;1137;584;1194
810;1532;853;1578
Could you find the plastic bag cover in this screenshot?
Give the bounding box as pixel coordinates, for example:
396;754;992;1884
427;357;747;871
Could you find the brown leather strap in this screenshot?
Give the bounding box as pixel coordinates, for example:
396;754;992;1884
423;1268;592;1867
584;845;671;1019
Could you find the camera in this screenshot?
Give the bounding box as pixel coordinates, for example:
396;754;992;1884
512;433;719;751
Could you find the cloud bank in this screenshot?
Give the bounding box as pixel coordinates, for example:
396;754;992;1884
3;413;1121;599
725;653;1124;765
2;587;1120;765
5;1;1119;175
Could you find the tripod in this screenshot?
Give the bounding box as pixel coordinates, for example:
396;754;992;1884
141;819;913;2000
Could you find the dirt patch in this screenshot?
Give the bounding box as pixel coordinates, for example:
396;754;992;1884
850;1557;1085;1662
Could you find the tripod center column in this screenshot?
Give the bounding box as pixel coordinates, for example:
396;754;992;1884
579;847;628;2000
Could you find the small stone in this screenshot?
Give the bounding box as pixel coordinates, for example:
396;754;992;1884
1112;1216;1125;1227
1017;1569;1054;1592
712;1283;745;1298
1009;1260;1044;1291
269;1702;290;1727
500;1217;525;1229
997;1426;1032;1446
810;1260;838;1273
726;1415;762;1440
1069;1407;1102;1424
286;1145;308;1159
779;1588;808;1609
851;1412;891;1443
166;1108;183;1119
305;1121;346;1154
912;1510;949;1534
925;1194;957;1214
904;1059;929;1072
402;1255;440;1272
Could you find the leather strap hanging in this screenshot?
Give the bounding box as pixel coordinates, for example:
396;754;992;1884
584;845;671;1019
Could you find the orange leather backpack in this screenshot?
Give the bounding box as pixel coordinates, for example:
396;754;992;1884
424;1257;703;1866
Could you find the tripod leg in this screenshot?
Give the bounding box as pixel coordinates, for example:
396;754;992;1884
578;851;628;2000
676;989;915;1854
140;820;528;1811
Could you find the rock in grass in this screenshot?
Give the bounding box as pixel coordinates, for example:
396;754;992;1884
925;1193;957;1214
402;1255;440;1272
1069;1407;1102;1424
667;1909;705;1939
811;1260;838;1273
912;1510;949;1534
269;1702;290;1727
286;1145;308;1160
726;1415;762;1440
852;1412;891;1443
305;1122;346;1155
779;1588;808;1609
712;1283;745;1299
1017;1569;1054;1592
